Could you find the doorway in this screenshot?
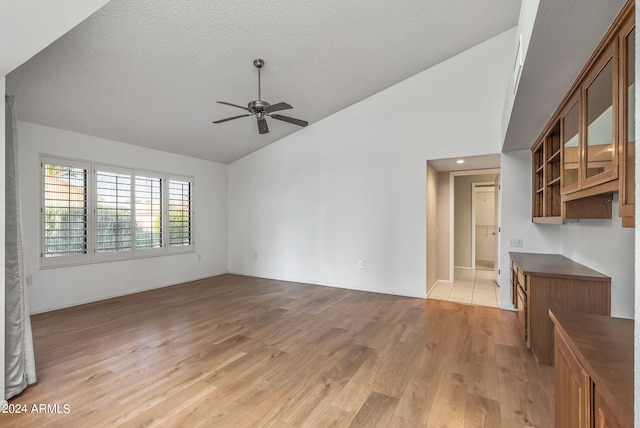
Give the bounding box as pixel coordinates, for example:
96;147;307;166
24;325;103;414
426;157;501;308
451;170;499;279
472;182;496;271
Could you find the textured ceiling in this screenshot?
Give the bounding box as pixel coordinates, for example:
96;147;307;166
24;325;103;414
7;0;520;164
0;0;108;75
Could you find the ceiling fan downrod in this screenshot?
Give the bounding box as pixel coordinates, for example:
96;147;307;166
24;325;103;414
254;58;264;101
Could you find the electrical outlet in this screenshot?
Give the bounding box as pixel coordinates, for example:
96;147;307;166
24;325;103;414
358;260;365;269
508;238;523;248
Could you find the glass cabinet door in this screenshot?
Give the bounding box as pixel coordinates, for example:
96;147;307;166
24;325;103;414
620;23;635;217
624;28;635;205
561;96;580;193
583;45;617;186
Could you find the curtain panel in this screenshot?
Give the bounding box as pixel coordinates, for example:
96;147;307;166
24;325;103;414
5;95;36;399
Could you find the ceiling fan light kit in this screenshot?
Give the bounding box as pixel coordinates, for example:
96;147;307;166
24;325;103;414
213;59;309;134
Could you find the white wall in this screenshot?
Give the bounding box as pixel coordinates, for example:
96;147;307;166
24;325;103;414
560;202;634;318
499;150;561;308
228;29;516;298
501;0;540;141
17;121;228;313
436;171;451;282
499;149;634;317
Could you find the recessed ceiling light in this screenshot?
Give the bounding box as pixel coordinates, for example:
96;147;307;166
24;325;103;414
456;159;465;164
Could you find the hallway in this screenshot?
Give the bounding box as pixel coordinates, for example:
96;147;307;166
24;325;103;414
428;268;500;308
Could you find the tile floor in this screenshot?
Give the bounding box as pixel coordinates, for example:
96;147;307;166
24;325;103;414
428;267;500;308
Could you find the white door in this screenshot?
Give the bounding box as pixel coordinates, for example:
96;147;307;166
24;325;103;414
473;185;496;269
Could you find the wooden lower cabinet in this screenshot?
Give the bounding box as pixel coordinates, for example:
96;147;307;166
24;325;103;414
595;388;624;428
554;328;591;427
516;286;527;343
551;311;633;428
510;252;610;365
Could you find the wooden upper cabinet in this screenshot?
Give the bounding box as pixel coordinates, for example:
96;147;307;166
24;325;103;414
619;8;635;225
561;93;581;194
532;122;562;222
582;42;618;189
532;0;635;224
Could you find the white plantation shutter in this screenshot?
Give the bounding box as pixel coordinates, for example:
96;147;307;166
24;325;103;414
134;174;164;255
168;178;193;250
41;158;91;267
95;168;132;260
41;156;194;267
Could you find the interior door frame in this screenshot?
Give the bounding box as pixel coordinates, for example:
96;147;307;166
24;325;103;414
449;168;500;283
471;182;496;270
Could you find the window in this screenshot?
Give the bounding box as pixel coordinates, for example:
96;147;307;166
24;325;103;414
168;179;193;248
135;175;163;252
95;168;132;260
41;156;194;267
42;158;91;267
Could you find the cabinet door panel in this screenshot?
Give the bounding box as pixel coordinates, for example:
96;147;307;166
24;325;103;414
562;94;581;193
555;329;591;428
517;287;527;343
594;387;624;428
583;43;618;188
620;14;635;219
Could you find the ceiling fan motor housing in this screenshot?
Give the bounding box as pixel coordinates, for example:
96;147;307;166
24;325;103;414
248;99;270;113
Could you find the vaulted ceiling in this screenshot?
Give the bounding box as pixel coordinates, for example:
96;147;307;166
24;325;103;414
7;0;520;164
7;1;627;165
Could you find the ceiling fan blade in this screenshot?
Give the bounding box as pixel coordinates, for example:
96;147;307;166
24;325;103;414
265;102;293;113
257;117;269;134
217;101;251;112
270;114;309;127
212;114;252;124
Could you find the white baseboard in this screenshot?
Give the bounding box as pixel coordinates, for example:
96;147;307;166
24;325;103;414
30;271;229;315
227;271;428;299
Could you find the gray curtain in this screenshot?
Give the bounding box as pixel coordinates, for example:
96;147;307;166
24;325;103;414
5;95;36;399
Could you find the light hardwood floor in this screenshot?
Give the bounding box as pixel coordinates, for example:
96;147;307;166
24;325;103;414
4;274;553;427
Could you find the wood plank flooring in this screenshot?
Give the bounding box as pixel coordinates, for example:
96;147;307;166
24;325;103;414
3;274;554;427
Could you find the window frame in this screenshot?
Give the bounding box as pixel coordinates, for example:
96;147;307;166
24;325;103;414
41;156;92;268
133;172;165;257
166;175;195;254
40;155;194;268
94;165;134;262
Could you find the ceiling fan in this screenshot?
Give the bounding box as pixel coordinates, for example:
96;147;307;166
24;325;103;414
213;59;309;134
